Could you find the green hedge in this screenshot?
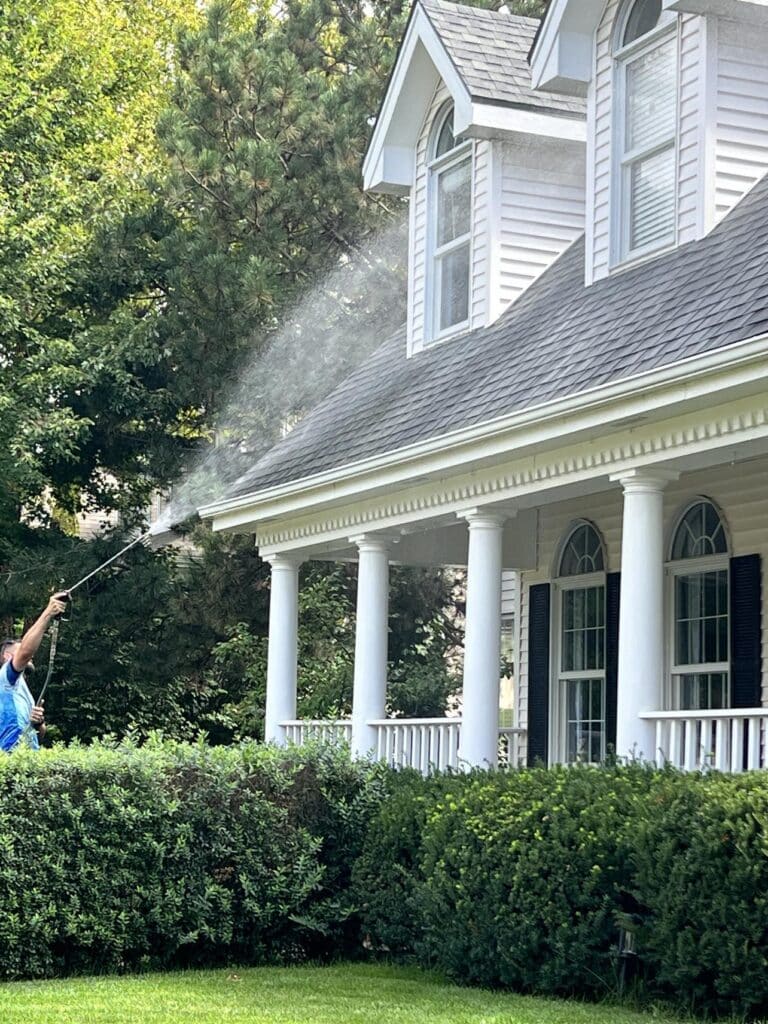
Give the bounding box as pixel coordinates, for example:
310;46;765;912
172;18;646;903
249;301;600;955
355;765;768;1019
0;739;384;979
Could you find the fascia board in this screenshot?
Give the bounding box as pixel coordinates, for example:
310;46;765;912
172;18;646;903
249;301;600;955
468;102;586;143
664;0;768;20
200;333;768;529
362;8;470;192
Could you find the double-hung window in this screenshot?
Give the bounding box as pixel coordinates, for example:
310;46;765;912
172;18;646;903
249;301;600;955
428;104;472;339
614;0;678;262
554;523;607;764
668;500;730;710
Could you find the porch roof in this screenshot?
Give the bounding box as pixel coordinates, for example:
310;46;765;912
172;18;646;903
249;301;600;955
223;172;768;503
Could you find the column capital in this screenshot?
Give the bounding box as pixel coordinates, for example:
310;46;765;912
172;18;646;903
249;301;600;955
457;507;509;529
348;531;400;553
262;551;303;570
609;467;679;493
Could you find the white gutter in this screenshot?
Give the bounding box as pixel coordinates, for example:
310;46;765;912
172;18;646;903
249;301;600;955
199;331;768;523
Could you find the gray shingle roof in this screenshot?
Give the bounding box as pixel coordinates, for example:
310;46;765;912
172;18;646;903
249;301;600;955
228;173;768;501
420;0;585;117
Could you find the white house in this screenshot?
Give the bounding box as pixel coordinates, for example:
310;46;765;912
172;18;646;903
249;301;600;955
201;0;768;774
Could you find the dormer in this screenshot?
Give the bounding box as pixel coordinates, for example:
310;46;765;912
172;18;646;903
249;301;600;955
363;0;587;355
531;0;768;283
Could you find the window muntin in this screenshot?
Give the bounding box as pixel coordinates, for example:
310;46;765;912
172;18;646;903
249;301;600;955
669;501;730;711
555;523;607;765
614;1;677;262
428;105;472;339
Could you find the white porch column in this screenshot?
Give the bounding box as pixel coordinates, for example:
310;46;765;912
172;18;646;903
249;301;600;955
350;535;392;758
611;469;677;761
458;510;505;768
264;553;302;745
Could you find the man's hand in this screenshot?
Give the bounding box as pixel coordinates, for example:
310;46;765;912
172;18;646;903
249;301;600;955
30;704;45;735
45;593;68;620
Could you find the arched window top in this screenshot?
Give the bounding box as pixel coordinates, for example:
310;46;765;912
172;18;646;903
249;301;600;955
670;500;728;560
619;0;663;47
431;104;468;161
558;523;605;577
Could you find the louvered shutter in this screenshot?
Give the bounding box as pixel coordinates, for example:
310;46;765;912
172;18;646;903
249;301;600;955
527;583;551;766
605;573;621;754
730;554;762;708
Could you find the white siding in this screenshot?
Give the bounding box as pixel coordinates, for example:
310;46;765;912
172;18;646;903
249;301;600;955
516;456;768;761
588;0;618;283
471;140;491;327
496;141;585;312
714;18;768;223
677;15;704;244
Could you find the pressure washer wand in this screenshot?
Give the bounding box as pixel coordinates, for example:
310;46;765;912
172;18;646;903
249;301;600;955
65;530;153;597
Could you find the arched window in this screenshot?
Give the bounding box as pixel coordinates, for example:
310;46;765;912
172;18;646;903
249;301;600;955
555;523;606;764
613;0;677;262
669;499;730;710
428;103;472;339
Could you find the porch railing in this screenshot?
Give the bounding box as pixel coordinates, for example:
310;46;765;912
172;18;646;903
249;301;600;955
498;726;526;768
640;708;768;772
282;719;352;745
370;717;461;773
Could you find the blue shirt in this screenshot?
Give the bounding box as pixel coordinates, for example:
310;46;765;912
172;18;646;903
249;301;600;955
0;660;38;751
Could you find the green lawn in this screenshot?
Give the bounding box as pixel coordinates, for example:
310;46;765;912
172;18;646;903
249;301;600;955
0;963;686;1024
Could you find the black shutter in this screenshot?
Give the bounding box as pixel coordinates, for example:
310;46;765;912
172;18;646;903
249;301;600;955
605;573;621;754
730;554;762;708
527;582;551;766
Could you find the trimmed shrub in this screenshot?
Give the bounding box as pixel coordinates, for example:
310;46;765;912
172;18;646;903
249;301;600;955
419;766;653;996
0;738;383;979
632;770;768;1020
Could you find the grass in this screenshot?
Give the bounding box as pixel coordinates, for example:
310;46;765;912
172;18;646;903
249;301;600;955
0;962;688;1024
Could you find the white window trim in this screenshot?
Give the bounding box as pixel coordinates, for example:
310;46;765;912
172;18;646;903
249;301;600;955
610;16;680;270
425;124;474;345
551;571;607;765
665;553;730;710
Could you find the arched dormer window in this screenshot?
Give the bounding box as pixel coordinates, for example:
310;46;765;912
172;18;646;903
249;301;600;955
613;0;678;263
554;522;606;764
668;499;730;710
427;103;472;340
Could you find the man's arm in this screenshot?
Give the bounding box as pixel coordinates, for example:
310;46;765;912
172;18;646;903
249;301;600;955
12;593;68;672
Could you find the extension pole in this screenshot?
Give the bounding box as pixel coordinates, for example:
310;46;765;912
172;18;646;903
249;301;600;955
66;530;152;596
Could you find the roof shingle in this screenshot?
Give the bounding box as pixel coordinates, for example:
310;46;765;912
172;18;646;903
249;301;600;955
228;174;768;501
419;0;585;117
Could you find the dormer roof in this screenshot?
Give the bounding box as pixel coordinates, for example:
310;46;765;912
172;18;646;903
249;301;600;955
363;0;585;194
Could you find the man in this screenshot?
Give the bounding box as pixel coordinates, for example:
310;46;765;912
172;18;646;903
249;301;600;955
0;593;68;751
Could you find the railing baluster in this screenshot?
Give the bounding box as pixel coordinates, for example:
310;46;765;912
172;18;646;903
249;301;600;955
715;717;727;771
748;717;762;770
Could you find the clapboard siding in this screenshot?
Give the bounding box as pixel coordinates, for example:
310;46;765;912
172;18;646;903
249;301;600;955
589;0;619;283
471;141;491;328
715;19;768;222
678;15;704;244
497;143;585;310
517;456;768;760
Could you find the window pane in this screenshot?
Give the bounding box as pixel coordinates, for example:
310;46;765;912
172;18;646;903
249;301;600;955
678;672;728;710
626;40;676;152
565;678;605;764
559;524;604;576
561;585;605;672
675;571;728;666
437;244;469;331
623;0;662;45
435;110;455;158
629;145;675;252
437;158;471;247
